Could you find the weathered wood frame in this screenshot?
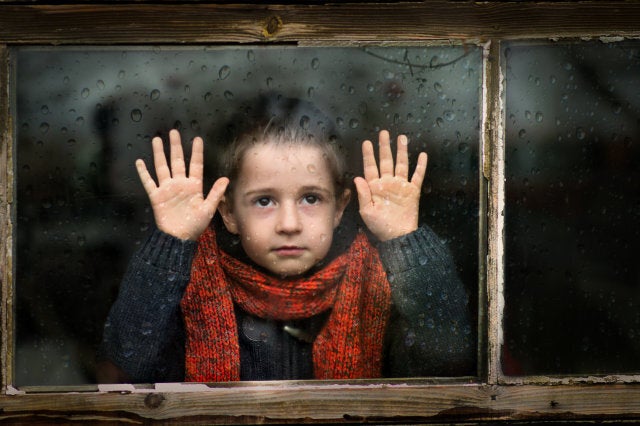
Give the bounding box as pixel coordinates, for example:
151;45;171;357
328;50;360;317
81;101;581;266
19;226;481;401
2;1;640;423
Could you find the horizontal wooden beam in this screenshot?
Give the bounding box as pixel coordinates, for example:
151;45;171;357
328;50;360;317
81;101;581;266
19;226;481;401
1;382;640;423
0;1;639;44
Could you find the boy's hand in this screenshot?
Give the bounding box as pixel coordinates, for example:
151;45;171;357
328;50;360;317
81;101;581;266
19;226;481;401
136;129;229;241
354;130;427;241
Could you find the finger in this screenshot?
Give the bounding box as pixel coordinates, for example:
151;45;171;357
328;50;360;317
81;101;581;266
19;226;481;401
152;136;171;183
410;152;428;188
361;139;379;182
377;130;394;177
203;177;230;214
353;177;373;210
135;159;158;196
169;129;187;178
189;136;204;181
394;134;409;179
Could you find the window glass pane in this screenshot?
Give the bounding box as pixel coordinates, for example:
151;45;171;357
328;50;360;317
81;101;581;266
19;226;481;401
15;46;480;385
504;41;640;375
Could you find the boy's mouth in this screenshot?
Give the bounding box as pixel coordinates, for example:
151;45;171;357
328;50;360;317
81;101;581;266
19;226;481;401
273;246;305;256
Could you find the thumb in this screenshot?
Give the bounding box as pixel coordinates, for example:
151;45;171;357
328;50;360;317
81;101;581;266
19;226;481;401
353;177;372;210
203;177;230;213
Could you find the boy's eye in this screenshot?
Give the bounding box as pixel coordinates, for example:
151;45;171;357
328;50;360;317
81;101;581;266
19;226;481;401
255;197;273;207
302;194;320;205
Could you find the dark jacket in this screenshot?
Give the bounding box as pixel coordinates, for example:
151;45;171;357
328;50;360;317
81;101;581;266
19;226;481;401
98;225;474;383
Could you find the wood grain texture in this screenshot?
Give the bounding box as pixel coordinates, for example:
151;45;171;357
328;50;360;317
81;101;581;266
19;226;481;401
0;1;639;44
1;383;640;423
0;44;14;393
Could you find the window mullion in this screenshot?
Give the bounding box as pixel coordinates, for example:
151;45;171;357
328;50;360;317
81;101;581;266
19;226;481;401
483;39;506;386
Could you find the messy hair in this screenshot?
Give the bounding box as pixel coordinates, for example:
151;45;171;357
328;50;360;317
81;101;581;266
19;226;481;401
218;95;348;201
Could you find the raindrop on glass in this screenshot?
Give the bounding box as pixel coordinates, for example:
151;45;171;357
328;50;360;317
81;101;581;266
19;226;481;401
443;110;455;121
130;109;143;122
311;58;320;70
299;115;310;130
150;89;161;101
81;88;90;99
218;65;231;80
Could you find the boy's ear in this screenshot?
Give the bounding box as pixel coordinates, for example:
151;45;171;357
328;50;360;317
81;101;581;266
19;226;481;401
218;197;240;235
333;189;351;228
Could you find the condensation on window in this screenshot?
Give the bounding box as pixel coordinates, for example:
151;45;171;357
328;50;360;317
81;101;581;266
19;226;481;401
504;41;640;375
15;46;480;385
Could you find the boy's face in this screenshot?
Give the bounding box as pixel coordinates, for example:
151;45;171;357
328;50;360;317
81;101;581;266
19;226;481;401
219;142;349;278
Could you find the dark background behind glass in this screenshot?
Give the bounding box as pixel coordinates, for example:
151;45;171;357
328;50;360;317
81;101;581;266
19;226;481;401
504;42;640;375
15;46;480;385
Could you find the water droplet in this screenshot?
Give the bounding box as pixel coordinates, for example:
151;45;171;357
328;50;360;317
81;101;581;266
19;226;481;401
190;120;199;130
77;235;86;246
130;109;143;122
96;80;105;90
150;89;161;101
311;58;320;70
76;116;85;126
247;50;255;62
41;105;49;114
300;115;310;129
266;76;273;87
435;117;444;127
81;88;90;99
224;90;234;100
433;82;443;93
443;110;455;121
118;70;126;79
349;118;359;129
518;129;527;138
524;110;532;120
204;92;213;101
535;112;544;122
39;122;49;134
576;127;586;140
218;65;231;80
612;102;622;114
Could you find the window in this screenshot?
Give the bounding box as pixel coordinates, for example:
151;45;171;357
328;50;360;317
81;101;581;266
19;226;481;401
2;1;640;423
14;45;480;386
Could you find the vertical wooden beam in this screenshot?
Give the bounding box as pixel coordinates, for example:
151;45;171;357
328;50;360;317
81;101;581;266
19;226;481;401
0;44;14;391
484;40;505;385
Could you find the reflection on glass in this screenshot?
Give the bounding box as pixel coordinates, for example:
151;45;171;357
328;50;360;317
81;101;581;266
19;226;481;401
15;46;480;385
504;41;640;375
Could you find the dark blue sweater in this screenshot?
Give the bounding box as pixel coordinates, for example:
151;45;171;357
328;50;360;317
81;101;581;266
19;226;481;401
99;225;474;382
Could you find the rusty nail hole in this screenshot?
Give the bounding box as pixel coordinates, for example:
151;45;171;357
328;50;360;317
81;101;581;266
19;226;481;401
144;393;165;409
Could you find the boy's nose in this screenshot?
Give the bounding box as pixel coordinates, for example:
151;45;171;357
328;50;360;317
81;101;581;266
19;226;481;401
275;202;302;234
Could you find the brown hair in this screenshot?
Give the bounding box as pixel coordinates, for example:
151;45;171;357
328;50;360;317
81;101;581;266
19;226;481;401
218;95;348;202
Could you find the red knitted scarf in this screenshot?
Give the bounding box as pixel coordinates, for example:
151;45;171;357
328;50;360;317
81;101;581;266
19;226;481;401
180;226;391;382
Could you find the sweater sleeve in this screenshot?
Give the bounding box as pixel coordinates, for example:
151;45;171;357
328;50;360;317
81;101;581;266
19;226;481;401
97;228;197;383
377;225;475;377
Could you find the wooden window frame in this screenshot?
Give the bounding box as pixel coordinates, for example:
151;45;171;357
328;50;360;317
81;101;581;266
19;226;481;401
2;1;640;423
